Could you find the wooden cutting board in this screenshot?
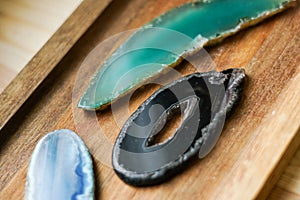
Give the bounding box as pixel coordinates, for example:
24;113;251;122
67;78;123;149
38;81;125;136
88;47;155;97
0;0;299;199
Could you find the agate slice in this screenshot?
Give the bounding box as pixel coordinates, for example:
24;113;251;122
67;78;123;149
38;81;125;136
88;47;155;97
112;68;245;186
25;129;94;200
79;0;295;110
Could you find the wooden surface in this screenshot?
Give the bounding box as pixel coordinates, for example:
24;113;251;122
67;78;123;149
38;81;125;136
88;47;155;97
0;0;113;131
0;0;82;92
270;149;300;199
0;0;300;199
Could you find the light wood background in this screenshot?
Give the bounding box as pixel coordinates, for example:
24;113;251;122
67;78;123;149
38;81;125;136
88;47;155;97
0;0;299;199
0;0;82;92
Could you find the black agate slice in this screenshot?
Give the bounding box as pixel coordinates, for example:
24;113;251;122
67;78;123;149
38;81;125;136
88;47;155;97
112;68;245;186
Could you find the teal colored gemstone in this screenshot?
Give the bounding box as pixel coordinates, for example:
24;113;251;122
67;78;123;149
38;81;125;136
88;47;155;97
25;129;94;200
78;0;295;110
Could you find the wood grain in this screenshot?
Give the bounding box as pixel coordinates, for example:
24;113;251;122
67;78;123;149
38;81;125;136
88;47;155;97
0;0;82;92
269;146;300;199
0;0;300;199
0;0;113;131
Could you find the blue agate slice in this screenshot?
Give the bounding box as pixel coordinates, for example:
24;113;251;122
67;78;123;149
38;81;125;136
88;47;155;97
25;129;94;200
78;0;295;110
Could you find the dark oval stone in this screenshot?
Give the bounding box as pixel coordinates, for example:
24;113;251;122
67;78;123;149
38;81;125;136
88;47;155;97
112;68;245;186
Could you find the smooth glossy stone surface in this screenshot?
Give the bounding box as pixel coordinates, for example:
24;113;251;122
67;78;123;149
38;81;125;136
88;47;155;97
25;129;94;200
79;0;294;110
112;68;245;186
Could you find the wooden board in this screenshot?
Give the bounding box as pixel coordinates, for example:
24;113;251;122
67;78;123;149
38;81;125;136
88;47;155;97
0;0;82;92
269;148;300;199
0;0;300;199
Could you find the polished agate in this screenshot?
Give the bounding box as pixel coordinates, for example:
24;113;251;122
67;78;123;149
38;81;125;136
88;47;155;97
79;0;295;110
25;129;94;200
112;69;245;186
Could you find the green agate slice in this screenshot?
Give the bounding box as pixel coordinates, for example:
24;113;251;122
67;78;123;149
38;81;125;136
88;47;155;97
79;0;295;110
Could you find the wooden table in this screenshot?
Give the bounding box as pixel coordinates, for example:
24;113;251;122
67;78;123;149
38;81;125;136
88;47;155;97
0;0;299;199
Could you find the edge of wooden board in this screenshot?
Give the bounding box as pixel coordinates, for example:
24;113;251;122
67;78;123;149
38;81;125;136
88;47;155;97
0;0;114;131
257;129;300;199
0;0;299;199
213;71;300;199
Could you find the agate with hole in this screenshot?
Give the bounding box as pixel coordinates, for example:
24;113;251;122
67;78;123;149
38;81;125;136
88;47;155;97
112;68;245;186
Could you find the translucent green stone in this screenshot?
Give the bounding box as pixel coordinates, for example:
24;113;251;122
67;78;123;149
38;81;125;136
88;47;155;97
79;0;294;110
